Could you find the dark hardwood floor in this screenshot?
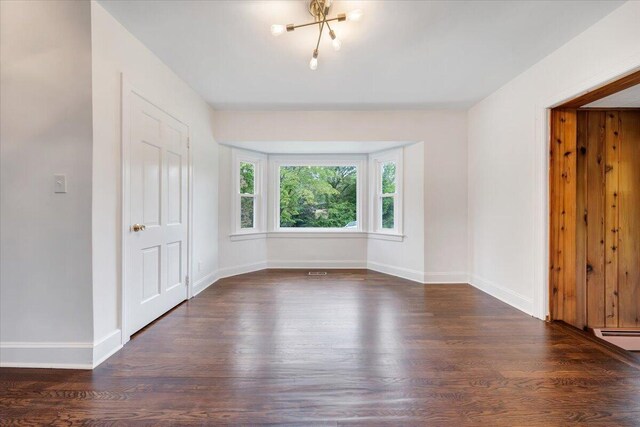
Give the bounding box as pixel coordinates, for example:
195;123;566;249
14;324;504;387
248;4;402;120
2;269;640;425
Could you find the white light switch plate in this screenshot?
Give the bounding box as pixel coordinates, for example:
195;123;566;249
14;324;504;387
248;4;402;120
54;174;67;193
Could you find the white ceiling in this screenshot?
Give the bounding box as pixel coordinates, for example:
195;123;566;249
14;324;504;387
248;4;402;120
221;140;412;154
99;0;624;110
583;84;640;108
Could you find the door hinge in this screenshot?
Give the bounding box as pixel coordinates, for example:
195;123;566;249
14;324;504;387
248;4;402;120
185;275;190;286
187;136;190;149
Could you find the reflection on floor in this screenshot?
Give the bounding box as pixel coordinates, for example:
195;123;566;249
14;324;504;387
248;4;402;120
2;269;640;425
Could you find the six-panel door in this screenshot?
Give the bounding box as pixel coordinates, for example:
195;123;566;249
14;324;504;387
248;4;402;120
126;93;188;337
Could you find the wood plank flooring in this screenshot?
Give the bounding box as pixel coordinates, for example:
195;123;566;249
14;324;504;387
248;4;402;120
2;269;640;425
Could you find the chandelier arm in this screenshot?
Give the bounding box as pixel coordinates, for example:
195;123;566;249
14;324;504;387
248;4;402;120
317;4;334;34
325;20;334;33
290;16;342;31
313;3;333;51
315;19;326;52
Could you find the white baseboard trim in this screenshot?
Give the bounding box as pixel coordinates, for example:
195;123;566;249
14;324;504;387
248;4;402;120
423;271;469;284
0;341;93;369
469;274;534;316
214;261;469;286
92;329;122;368
366;261;425;283
192;270;219;297
0;330;125;370
268;260;367;269
217;261;269;280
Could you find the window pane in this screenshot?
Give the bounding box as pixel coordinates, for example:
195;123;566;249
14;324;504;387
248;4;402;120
240;196;254;228
382;196;394;229
240;162;255;194
279;166;357;228
381;162;396;194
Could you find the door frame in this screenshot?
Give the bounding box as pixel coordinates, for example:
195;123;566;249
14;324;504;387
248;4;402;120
544;68;640;327
120;74;193;344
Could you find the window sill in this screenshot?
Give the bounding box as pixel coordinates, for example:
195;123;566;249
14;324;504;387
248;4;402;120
229;232;267;241
268;231;368;239
367;232;405;242
229;231;405;242
265;231;405;241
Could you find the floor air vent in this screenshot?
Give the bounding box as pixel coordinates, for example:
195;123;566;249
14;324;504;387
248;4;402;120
308;271;328;276
594;328;640;351
600;330;640;337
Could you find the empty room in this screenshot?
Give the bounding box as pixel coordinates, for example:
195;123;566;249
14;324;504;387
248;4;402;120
1;0;640;424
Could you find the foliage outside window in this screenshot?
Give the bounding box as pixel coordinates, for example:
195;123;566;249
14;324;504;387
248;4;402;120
380;162;396;229
232;148;402;239
239;162;255;229
279;166;357;228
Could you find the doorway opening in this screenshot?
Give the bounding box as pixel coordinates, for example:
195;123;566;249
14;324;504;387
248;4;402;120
549;70;640;347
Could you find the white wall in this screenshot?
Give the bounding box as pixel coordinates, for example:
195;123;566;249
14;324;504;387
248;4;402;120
367;142;425;282
91;1;219;356
468;1;640;318
217;145;268;277
268;237;368;269
0;0;95;367
212;111;468;281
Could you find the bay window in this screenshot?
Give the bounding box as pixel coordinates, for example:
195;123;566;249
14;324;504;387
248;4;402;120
232;149;266;236
270;155;366;232
239;162;256;229
231;148;403;239
370;149;403;236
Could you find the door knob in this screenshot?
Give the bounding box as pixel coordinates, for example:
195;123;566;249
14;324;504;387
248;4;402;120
131;223;146;232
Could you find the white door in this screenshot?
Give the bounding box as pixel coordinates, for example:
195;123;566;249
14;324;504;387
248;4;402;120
124;92;189;338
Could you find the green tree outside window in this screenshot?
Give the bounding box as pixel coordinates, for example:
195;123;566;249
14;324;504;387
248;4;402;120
279;166;357;228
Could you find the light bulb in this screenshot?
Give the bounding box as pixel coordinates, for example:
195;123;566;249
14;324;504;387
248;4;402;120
329;29;341;51
310;49;319;70
329;30;342;51
271;24;286;36
346;9;363;22
309;56;318;70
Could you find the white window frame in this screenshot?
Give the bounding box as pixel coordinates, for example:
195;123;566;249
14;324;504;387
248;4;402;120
231;149;267;239
369;148;403;237
269;154;367;234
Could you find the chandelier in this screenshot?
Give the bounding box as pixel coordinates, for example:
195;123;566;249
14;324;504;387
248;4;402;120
271;0;363;70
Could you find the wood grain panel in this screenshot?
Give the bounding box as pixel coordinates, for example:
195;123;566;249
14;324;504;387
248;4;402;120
549;110;564;320
618;111;640;327
549;110;561;320
549;109;579;327
562;110;578;326
575;110;587;329
604;112;620;327
585;111;607;328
